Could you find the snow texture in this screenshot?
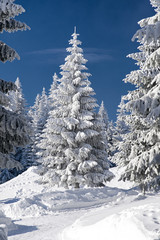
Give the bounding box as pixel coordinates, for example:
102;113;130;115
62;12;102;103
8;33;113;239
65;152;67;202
0;209;17;240
0;167;159;240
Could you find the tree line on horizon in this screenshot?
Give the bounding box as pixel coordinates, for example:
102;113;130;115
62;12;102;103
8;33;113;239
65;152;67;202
0;0;160;193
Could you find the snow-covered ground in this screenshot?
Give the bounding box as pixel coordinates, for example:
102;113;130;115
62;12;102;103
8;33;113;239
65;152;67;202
0;166;159;240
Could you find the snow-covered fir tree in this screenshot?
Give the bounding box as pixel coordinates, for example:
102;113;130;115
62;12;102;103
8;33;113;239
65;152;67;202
38;87;49;133
0;78;31;183
0;1;30;178
98;101;109;129
98;101;117;166
27;94;41;164
106;121;118;162
112;97;130;166
116;97;130;136
0;79;30;170
36;74;59;162
33;88;49;140
120;0;160;192
98;100;108;148
10;78;32;169
28;88;49;163
8;77;26;113
38;28;113;188
0;0;30;62
99;101;118;167
28;94;41;131
98;101;114;166
48;73;59;109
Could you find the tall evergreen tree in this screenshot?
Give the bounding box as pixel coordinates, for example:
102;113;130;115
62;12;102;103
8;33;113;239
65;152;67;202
27;94;41;164
112;97;130;166
98;101;108;153
8;77;26;113
33;88;49;139
28;94;41;132
120;0;160;191
0;79;30;170
0;1;30;171
98;101;109;129
38;28;113;188
107;121;118;160
116;97;130;136
10;78;32;168
28;88;49;163
38;88;49;133
48;73;59;109
0;78;31;183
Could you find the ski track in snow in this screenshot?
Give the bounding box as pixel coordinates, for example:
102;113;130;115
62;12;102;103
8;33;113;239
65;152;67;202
0;167;159;240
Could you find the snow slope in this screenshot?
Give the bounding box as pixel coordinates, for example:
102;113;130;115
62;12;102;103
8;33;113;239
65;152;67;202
62;194;160;240
0;166;159;240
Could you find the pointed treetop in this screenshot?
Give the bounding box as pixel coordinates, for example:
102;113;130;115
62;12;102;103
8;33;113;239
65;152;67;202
15;77;21;89
74;26;77;34
15;77;23;95
99;101;105;114
53;72;58;82
41;87;47;98
71;26;79;40
99;101;109;126
39;87;48;112
35;93;40;103
99;101;105;112
66;27;82;56
49;73;58;94
51;73;59;88
101;100;104;108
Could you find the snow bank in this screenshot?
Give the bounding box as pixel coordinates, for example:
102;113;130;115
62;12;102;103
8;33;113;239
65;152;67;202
62;198;160;240
0;210;17;240
0;166;160;240
0;167;137;219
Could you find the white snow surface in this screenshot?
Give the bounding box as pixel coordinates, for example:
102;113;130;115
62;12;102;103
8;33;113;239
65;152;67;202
0;166;159;240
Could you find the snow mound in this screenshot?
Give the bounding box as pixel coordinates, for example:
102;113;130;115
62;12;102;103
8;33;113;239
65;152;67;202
0;210;17;240
0;167;137;220
62;200;160;240
0;166;160;240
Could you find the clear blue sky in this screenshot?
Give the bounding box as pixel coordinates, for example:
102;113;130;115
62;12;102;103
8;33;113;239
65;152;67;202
0;0;155;121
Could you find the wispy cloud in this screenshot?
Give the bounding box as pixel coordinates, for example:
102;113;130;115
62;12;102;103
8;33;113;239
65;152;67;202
84;48;113;62
27;47;113;64
28;48;66;55
26;48;66;65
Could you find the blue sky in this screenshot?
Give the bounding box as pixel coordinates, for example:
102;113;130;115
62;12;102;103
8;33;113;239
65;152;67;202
0;0;155;121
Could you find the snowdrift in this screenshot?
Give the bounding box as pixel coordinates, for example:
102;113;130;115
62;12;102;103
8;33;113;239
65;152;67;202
0;167;135;220
0;167;159;240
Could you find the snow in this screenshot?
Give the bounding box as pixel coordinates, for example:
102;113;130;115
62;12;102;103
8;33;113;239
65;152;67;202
62;200;160;240
0;166;159;240
0;210;16;240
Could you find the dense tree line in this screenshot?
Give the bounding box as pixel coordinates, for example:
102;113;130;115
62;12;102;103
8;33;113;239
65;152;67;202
1;0;160;195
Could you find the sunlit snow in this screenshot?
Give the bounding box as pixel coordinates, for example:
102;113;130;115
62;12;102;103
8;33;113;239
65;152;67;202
0;167;159;240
